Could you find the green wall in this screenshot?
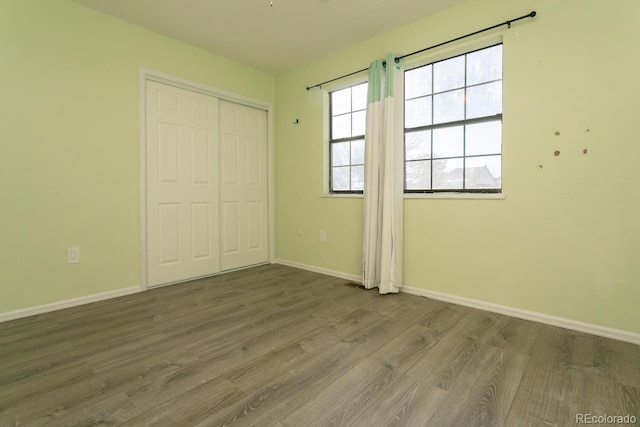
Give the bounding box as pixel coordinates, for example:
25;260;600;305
0;0;275;312
274;0;640;333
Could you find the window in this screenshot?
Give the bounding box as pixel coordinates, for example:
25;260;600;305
329;82;368;193
404;44;503;192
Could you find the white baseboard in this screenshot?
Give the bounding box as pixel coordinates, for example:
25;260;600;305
273;258;361;283
401;285;640;345
0;286;141;323
273;259;640;345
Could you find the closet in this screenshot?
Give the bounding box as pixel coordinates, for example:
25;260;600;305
145;80;269;287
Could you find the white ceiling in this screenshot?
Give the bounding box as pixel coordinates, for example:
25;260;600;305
74;0;466;75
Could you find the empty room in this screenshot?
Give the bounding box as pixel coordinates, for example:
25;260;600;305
1;0;639;425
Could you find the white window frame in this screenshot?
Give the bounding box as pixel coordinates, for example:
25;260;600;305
321;38;506;200
327;81;368;194
403;43;504;195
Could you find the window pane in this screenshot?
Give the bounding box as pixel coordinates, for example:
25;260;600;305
332;166;350;191
405;65;432;99
351;165;364;191
351;139;365;165
332;114;351;139
466;82;502;119
405;96;432;128
433;126;463;159
432;158;463;189
402;44;503;194
433;56;465;93
331;142;350;166
329;82;370;193
465;155;501;189
467;45;502;85
352;83;368;111
405;160;431;190
332;88;351;115
352;110;366;137
433;89;465;124
405;130;431;161
466;121;501;156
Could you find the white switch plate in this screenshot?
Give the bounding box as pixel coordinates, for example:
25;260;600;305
319;231;326;243
67;247;80;264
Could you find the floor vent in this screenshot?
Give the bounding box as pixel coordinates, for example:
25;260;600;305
345;282;366;290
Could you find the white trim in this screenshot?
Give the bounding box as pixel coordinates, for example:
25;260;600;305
139;67;275;288
0;287;140;323
402;285;640;346
403;35;504;71
320;193;504;200
319;73;369;94
268;105;276;264
273;259;361;283
403;192;505;200
138;70;149;291
322;90;330;196
320;193;364;199
273;259;640;345
139;67;271;111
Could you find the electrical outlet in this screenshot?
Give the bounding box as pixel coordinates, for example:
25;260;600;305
319;231;327;243
67;247;80;264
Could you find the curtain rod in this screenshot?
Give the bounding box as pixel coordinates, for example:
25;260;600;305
306;10;536;91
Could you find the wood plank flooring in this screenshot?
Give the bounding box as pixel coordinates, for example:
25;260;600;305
0;264;638;426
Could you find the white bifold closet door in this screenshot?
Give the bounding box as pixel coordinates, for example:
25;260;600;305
219;100;269;271
146;81;269;288
146;81;220;287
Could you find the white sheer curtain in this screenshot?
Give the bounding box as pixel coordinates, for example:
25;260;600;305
362;54;404;294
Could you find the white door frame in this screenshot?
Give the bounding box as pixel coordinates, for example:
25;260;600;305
138;67;274;291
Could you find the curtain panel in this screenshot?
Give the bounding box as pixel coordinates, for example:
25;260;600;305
362;54;404;294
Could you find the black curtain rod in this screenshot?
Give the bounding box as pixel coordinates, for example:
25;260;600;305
306;10;536;91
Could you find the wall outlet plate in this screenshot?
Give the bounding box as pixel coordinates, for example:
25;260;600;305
67;247;80;264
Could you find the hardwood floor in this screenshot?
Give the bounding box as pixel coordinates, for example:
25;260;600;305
1;264;638;426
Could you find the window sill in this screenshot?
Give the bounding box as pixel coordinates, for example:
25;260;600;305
404;192;506;200
321;192;505;200
321;193;364;199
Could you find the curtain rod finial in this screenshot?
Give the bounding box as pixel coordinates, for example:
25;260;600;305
530;11;537;17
